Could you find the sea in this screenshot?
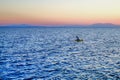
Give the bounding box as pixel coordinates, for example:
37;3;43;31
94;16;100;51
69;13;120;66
0;27;120;80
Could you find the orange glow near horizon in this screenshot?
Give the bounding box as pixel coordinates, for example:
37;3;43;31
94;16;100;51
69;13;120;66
0;0;120;25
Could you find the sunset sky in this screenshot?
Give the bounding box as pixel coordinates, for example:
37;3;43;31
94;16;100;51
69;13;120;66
0;0;120;25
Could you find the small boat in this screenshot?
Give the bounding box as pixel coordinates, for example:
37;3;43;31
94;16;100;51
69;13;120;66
75;39;83;42
75;36;83;42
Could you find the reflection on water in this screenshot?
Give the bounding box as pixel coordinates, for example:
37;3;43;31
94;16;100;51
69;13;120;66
0;27;120;80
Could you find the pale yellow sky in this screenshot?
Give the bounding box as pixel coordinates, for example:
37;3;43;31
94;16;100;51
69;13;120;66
0;0;120;25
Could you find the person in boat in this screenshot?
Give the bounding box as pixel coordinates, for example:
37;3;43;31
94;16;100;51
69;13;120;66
76;36;80;41
75;36;83;42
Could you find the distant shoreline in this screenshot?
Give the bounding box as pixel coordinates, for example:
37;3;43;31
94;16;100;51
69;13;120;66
0;23;120;28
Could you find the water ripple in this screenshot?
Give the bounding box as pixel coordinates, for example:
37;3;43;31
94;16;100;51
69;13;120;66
0;28;120;79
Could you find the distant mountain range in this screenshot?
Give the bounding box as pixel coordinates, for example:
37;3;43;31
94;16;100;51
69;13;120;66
0;23;120;28
0;24;40;28
88;23;120;28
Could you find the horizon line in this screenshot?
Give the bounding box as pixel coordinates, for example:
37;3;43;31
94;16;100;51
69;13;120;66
0;23;120;26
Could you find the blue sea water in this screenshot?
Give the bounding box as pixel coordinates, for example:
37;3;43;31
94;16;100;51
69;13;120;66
0;27;120;80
